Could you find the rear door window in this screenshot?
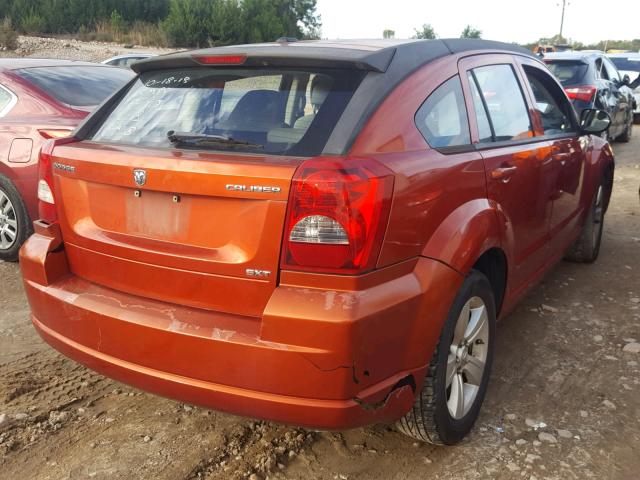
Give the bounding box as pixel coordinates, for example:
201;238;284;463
469;64;532;141
91;67;364;157
414;75;471;148
15;66;133;108
595;58;609;80
466;73;493;143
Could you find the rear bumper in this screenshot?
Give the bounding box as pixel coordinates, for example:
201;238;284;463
20;223;462;429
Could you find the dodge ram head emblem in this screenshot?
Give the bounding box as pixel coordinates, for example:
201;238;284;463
133;169;147;186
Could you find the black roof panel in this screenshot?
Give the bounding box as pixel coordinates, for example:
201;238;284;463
132;38;536;74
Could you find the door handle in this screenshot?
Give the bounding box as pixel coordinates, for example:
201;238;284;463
491;166;518;182
552;152;571;166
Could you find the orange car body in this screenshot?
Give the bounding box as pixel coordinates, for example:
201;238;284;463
20;40;614;429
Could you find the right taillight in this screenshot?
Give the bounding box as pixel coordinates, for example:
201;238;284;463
564;85;597;103
37;136;77;223
281;157;394;275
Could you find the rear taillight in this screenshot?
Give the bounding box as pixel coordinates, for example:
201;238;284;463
282;157;394;274
564;85;597;103
37;136;77;223
38;128;73;140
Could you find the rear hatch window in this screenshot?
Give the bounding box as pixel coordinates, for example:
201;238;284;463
544;60;589;86
90;67;364;157
15;66;134;108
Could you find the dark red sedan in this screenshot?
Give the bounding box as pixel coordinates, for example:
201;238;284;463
0;59;133;260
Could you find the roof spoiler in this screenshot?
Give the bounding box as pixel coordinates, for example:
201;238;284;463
132;45;397;74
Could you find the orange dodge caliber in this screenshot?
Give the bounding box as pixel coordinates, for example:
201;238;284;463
20;39;614;445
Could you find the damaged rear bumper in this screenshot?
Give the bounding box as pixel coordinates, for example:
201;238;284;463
20;222;462;430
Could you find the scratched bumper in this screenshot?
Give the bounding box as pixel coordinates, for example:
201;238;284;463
20;223;461;429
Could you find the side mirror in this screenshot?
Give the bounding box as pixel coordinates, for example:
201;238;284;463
580;109;611;134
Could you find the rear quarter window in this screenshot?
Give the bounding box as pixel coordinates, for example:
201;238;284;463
414;75;471;149
90;67;364;157
0;85;16;116
15;66;134;108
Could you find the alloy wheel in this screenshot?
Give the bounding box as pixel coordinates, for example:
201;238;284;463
0;190;18;250
446;296;490;419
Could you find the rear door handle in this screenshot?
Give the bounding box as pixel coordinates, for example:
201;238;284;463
491;166;518;182
553;152;571;166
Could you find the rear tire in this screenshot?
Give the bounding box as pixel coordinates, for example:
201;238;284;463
0;175;31;262
633;113;640;125
396;270;496;445
564;180;606;263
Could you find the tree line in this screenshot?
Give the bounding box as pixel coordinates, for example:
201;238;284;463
0;0;321;48
411;24;481;40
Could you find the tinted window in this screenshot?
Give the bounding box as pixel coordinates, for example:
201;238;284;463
91;68;364;157
545;60;589;85
471;65;532;141
524;66;575;135
15;66;133;108
609;57;640;73
467;73;493;143
415;75;470;148
595;58;609;80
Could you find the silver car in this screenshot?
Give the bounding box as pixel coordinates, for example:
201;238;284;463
608;52;640;123
101;53;156;69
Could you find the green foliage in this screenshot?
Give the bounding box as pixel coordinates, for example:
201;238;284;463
0;16;17;49
0;0;170;35
413;23;436;40
110;10;124;34
0;0;321;48
163;0;320;48
383;29;395;39
20;10;46;35
461;25;482;39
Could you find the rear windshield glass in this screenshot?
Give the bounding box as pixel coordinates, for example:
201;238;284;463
609;57;640;73
90;67;364;157
15;66;134;108
544;61;589;85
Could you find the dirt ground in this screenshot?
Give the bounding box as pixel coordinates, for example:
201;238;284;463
1;40;640;480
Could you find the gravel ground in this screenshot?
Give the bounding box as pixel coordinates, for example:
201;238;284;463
0;38;639;480
0;35;175;62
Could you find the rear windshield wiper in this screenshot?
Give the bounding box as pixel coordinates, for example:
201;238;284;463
167;131;264;150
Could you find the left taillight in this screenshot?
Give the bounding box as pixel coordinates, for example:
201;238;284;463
281;157;394;275
37;136;77;223
564;85;597;103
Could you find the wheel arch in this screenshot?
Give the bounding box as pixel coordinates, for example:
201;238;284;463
471;247;508;316
421;198;506;276
584;139;615;213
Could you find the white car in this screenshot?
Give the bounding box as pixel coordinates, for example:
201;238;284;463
608;52;640;123
101;53;156;69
